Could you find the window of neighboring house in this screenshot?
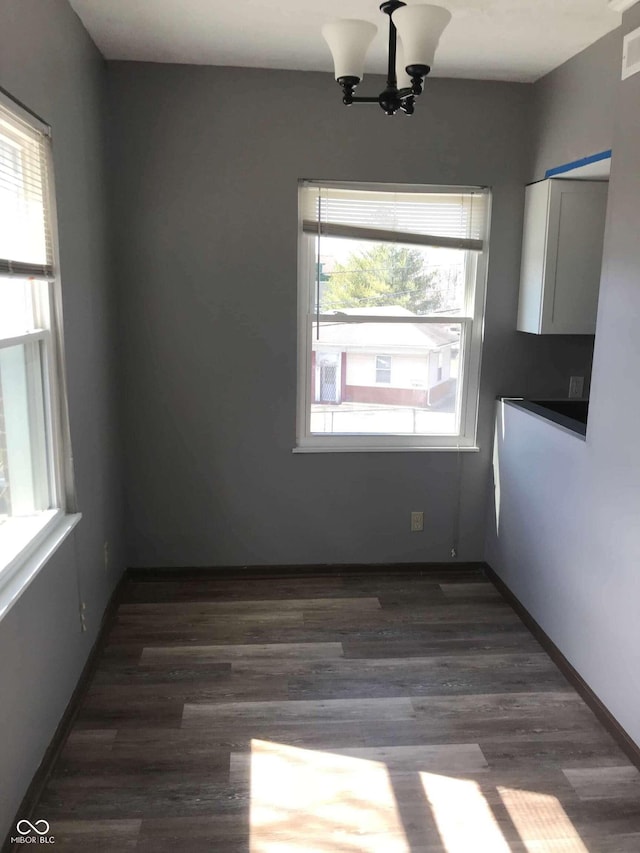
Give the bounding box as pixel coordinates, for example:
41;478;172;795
0;94;76;585
296;181;490;451
375;355;391;384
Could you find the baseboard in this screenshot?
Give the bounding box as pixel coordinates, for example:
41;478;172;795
2;573;126;853
484;564;640;770
127;561;488;582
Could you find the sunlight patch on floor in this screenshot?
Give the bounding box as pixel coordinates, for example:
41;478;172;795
249;739;412;852
248;739;591;852
420;772;511;853
498;787;589;852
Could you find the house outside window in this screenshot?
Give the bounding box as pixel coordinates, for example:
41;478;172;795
0;93;76;585
297;181;490;451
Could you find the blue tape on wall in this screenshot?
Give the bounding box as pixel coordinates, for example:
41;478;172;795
545;150;612;178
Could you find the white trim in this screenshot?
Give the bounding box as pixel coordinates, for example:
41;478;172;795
0;88;50;136
43;141;77;512
0;93;78;595
302;180;487;195
608;0;637;13
296;181;491;453
0;330;47;349
313;314;466;325
0;512;82;621
293;445;480;453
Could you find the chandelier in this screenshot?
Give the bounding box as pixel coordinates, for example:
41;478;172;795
322;2;451;116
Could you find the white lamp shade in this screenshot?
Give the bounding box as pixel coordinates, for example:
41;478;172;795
392;5;452;70
395;38;412;89
322;19;377;81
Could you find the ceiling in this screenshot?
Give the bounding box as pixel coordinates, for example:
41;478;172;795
68;0;621;84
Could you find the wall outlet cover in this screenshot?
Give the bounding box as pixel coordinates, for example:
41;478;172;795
410;511;424;532
569;376;585;398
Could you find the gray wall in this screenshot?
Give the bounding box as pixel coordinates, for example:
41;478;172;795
108;63;595;568
0;0;123;840
530;28;620;183
487;6;640;746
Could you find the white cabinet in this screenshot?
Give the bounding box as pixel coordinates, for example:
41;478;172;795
517;179;608;334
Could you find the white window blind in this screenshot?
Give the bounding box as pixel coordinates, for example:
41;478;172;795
0;102;53;280
302;183;488;252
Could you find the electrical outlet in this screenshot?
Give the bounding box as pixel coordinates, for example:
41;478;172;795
410;511;424;532
568;376;584;398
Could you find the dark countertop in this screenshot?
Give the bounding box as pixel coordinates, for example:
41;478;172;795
498;397;588;437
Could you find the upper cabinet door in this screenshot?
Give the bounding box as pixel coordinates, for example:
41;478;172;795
517;179;609;335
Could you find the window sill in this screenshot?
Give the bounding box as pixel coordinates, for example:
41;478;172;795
0;511;82;621
293;445;480;454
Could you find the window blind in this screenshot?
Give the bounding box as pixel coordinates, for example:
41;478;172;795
0;103;54;280
302;183;488;252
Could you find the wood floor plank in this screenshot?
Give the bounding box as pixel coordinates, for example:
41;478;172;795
119;596;381;614
84;676;291;706
285;653;570;699
563;765;640;800
480;732;631;770
439;581;503;600
55;730;230;777
342;628;543;658
46;819;141;851
303;601;520;626
182;696;416;727
64;729;117;748
141;641;344;663
73;699;185;730
120;576;348;604
135;815;250;853
114;611;306;629
90;660;232;686
38;774;249;820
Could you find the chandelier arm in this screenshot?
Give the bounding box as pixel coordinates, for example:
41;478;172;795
401;96;415;115
397;86;416;100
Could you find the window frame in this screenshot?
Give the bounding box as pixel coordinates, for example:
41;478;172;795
295;180;491;453
0;90;78;602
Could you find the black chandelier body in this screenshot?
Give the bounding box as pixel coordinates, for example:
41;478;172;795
337;1;430;116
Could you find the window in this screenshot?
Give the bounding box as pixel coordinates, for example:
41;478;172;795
375;355;392;384
297;182;490;451
0;95;75;580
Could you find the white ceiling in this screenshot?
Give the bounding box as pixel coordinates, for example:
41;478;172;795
68;0;621;84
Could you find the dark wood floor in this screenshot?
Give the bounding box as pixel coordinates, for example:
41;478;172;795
33;568;640;851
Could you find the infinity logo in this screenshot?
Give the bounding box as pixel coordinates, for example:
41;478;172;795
16;820;50;836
